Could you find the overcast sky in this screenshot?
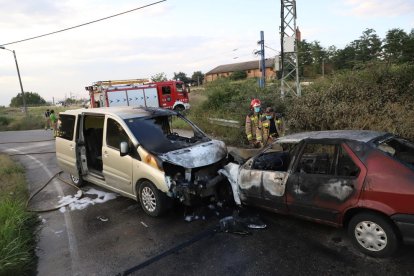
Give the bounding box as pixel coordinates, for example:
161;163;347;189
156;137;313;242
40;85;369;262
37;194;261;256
0;0;413;106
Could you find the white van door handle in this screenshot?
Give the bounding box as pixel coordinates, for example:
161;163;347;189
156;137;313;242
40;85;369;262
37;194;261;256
70;144;74;150
103;150;108;157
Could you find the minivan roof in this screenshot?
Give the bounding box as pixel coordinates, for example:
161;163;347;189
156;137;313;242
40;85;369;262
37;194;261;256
59;106;176;119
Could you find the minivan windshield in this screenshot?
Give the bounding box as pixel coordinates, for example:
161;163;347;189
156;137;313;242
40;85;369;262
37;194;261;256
124;114;210;154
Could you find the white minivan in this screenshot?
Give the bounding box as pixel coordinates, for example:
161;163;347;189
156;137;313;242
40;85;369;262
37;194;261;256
55;106;227;216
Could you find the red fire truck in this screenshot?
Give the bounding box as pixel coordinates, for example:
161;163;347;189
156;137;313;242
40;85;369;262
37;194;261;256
85;79;190;111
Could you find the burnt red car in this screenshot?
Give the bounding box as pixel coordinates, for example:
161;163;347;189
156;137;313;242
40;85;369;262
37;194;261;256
222;130;414;257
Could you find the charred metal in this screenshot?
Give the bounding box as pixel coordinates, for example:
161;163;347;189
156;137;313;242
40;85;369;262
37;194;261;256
164;159;227;205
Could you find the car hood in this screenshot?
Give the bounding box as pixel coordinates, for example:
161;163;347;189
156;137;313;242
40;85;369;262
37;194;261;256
158;140;227;168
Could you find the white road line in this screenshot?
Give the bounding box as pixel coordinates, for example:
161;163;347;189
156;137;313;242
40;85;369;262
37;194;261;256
7;148;81;276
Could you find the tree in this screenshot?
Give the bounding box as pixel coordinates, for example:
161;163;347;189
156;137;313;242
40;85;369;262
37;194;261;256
173;72;190;84
332;45;357;70
10;92;46;107
150;72;168;82
354;28;382;62
383;28;408;62
191;71;204;86
229;70;247;80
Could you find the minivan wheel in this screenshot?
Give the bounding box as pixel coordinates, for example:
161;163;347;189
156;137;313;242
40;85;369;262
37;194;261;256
138;180;169;217
348;212;399;258
70;174;84;187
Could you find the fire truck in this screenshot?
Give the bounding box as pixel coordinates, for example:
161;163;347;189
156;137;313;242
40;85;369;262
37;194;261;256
85;79;190;111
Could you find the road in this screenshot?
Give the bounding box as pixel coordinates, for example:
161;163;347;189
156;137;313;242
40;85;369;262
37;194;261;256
1;129;414;275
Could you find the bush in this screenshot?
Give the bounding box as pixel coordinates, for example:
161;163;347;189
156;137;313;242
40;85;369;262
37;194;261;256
189;78;285;146
288;62;414;140
6;115;44;131
230;71;247;80
0;116;11;126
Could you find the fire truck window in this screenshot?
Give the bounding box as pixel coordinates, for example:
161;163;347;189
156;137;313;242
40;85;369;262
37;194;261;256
162;86;171;95
106;118;130;150
176;83;184;92
57;115;75;140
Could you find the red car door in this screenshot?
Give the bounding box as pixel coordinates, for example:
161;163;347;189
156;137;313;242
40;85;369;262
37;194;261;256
286;141;367;225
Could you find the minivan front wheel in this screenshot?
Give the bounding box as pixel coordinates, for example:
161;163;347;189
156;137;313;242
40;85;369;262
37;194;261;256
138;180;169;217
348;212;399;257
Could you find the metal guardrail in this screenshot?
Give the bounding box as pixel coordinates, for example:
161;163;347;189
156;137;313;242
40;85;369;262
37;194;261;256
208;118;240;128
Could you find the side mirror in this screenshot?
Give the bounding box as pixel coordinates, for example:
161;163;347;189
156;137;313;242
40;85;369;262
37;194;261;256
120;141;129;156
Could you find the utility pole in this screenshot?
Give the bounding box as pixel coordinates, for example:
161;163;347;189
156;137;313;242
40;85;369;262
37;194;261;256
280;0;301;98
0;46;28;114
255;31;266;88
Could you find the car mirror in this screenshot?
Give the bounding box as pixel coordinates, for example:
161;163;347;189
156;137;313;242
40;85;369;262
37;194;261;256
120;141;129;156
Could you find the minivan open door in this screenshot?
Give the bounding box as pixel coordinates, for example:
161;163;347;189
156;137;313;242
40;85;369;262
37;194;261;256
55;114;80;177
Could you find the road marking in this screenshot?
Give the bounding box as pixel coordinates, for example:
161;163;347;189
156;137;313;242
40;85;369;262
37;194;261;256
7;147;81;276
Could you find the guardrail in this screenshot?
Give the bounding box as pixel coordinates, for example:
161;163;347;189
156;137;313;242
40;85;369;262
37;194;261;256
208;118;240;128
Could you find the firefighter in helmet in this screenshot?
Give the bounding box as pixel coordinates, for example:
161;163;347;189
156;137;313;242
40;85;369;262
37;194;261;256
261;107;286;146
245;99;264;148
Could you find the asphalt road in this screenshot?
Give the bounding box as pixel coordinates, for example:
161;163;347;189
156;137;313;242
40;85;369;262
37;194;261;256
1;129;414;276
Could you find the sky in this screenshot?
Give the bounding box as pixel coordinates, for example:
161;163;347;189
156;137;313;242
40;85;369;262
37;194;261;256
0;0;413;106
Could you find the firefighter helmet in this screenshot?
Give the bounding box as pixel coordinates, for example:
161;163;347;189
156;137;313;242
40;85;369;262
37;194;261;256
250;99;261;109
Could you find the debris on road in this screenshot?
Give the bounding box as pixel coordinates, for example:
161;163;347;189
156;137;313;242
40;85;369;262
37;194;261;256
141;221;149;228
58;188;117;213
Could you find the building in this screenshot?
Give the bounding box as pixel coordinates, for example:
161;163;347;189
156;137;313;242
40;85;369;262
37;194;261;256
205;58;276;83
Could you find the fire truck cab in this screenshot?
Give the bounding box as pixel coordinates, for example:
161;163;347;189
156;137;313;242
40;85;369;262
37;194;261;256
85;79;190;111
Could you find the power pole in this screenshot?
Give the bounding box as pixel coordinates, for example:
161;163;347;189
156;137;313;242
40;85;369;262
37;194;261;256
280;0;301;97
255;31;266;88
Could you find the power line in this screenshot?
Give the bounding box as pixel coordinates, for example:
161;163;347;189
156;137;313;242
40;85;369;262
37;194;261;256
0;0;167;46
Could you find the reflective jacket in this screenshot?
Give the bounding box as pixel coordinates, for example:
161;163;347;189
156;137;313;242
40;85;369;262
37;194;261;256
245;112;263;143
262;117;286;146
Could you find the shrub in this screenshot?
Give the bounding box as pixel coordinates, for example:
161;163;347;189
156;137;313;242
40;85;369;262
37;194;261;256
189;78;285;146
287;62;414;140
229;71;247;80
0;116;11;126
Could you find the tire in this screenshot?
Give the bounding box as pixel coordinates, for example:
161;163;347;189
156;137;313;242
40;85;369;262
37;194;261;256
70;174;84;187
138;180;170;217
348;212;399;258
174;105;185;112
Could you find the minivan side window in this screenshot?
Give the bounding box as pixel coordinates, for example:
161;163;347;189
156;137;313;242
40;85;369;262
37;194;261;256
106;118;129;150
57;114;75;140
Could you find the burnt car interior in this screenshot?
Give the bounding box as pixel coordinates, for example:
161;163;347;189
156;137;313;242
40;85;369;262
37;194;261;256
82;115;104;172
125;114;210;154
296;143;360;177
252;151;290;171
377;137;414;169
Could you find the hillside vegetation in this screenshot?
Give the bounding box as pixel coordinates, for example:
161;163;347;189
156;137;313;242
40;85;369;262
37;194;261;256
288;63;414;140
191;63;414;145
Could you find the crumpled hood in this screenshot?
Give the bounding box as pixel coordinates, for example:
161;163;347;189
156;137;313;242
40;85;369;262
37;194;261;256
158;140;227;168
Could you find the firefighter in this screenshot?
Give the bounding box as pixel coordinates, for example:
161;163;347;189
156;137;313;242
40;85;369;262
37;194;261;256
44;109;51;130
245;99;264;148
262;107;286;146
50;110;58;137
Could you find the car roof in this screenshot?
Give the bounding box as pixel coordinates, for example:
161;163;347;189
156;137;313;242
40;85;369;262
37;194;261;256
277;130;389;143
59;106;175;119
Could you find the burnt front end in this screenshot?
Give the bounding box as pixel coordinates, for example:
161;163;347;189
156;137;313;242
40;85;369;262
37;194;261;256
158;139;228;205
164;159;227;205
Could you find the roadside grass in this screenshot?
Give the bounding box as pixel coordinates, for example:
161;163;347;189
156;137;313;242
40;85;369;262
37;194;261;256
0;154;38;276
0;105;80;131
